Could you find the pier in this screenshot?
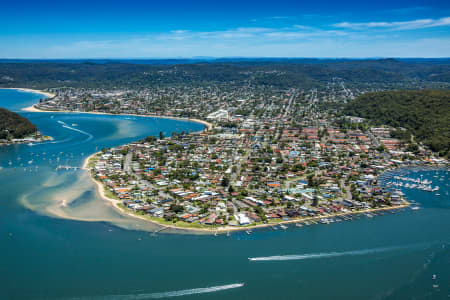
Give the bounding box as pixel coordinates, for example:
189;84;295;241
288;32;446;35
56;165;80;171
151;226;169;236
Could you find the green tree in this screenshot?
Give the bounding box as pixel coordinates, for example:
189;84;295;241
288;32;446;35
221;176;230;187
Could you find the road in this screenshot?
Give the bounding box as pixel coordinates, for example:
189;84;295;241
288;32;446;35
366;130;390;160
282;91;296;119
124;153;133;174
340;178;352;200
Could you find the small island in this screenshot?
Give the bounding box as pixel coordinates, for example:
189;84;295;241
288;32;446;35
0;107;52;145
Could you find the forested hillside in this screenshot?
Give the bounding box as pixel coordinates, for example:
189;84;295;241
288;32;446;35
345;90;450;156
0;108;37;139
0;59;449;90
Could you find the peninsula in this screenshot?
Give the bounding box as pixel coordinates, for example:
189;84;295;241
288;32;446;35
0;107;52;145
3;60;448;232
28;86;447;232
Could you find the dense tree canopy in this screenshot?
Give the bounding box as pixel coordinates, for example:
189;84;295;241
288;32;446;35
0;108;37;139
345;90;450;156
0;59;450;90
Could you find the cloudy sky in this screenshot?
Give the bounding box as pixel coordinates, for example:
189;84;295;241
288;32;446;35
1;0;450;58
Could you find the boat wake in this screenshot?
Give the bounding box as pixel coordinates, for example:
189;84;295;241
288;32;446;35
70;283;244;299
50;137;73;144
58;121;93;142
248;245;424;262
145;283;244;299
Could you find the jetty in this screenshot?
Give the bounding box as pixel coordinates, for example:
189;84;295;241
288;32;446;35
151;226;169;236
56;165;80;171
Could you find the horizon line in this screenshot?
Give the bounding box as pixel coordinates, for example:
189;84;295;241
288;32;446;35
1;57;450;60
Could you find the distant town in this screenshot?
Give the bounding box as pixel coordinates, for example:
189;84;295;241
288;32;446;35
31;84;447;231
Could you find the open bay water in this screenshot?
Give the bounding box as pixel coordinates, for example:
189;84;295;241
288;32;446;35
0;89;449;299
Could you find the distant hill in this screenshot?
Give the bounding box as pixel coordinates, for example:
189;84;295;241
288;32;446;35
345;90;450;156
0;108;37;139
0;59;449;90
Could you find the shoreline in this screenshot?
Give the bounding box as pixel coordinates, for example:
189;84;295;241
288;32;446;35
0;87;56;99
82;151;412;234
0;88;55;146
22;104;213;130
81;152;213;233
11;86;214;233
3;86;211;130
12;88;421;235
0;135;54;146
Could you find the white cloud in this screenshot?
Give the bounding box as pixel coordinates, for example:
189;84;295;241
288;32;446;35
158;27;273;40
170;30;190;34
292;25;314;30
2;16;450;58
155;25;350;42
32;36;450;58
263;29;348;39
334;17;450;30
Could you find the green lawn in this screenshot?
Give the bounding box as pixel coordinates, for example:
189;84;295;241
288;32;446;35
103;188;119;200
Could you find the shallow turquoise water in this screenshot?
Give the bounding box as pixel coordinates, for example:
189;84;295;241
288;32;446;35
0;89;449;299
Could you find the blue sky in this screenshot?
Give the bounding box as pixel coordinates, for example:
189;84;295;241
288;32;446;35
1;0;450;58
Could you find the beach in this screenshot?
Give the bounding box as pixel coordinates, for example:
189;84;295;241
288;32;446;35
18;89;412;235
1;88;55;99
15;90;213;233
82;151;411;235
1;88;448;300
22;104;213;130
